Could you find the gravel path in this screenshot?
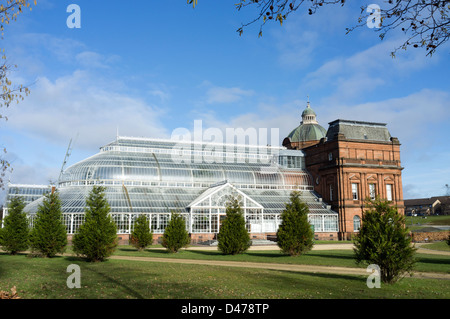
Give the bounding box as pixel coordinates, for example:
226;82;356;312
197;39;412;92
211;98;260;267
187;242;450;255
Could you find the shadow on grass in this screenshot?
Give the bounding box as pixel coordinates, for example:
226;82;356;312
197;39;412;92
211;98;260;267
415;255;450;266
64;256;86;262
131;248;359;263
246;251;292;258
181;250;223;257
59;255;231;299
145;248;181;255
0;251;29;257
306;252;357;261
81;264;146;299
62;255;150;298
117;247;137;252
214;265;365;298
267;268;364;283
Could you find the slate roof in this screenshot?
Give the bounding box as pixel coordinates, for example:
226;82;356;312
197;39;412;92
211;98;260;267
404;196;450;207
404;198;437;207
326;119;392;142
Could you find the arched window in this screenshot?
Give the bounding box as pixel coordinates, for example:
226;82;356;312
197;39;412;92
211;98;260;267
353;215;361;232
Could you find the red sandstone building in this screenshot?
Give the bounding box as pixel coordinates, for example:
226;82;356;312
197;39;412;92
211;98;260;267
284;102;404;240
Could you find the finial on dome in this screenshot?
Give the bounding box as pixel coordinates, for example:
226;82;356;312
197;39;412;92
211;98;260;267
301;97;318;125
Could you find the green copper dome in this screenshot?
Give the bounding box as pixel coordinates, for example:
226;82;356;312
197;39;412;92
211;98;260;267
302;106;316;117
287;101;327;143
287;123;327;143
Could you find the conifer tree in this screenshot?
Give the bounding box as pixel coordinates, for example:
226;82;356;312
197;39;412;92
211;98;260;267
29;190;67;258
217;197;251;255
72;185;118;262
353;198;417;284
276;191;314;256
161;212;190;253
0;196;29;254
130;215;153;251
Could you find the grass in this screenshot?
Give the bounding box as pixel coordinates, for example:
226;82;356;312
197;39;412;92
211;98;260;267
405;215;450;231
109;247;450;274
420;241;450;252
0;253;449;299
405;215;450;225
1;244;449;299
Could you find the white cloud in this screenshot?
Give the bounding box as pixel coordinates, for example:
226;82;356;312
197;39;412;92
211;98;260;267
403;163;450;199
205;85;254;104
187;99;303;146
75;51;121;69
1;31;174;187
190;87;450;156
4;70;170;151
6;160;59;186
269;2;356;70
13;33;86;63
314;89;450;147
147;83;171;102
276;30;319;69
302;37;441;103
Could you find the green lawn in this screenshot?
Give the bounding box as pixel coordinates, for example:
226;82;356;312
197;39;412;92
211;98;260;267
420;241;450;252
109;246;450;274
405;215;450;231
406;215;450;225
1;245;449;299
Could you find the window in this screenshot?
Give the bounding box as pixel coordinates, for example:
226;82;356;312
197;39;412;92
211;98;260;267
351;183;358;200
328;152;333;161
353;215;361;232
329;184;333;201
278;155;304;169
324;215;338;232
369;183;376;200
386;184;393;201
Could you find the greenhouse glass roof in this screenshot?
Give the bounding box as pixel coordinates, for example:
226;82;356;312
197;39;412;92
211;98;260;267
24;136;336;222
57;136;312;188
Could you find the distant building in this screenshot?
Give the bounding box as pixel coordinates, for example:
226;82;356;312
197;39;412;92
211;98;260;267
404;196;450;216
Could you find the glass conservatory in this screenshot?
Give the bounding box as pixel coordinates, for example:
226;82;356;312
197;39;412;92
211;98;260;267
21;136;338;239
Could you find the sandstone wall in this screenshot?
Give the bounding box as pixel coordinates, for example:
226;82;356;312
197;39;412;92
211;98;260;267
411;231;450;242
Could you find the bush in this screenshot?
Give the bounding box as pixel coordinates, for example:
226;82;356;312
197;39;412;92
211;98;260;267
217;197;251;255
130;215;153;251
353;198;417;284
276;191;314;256
72;185;118;262
162;212;190;253
0;196;29;255
29;190;67;258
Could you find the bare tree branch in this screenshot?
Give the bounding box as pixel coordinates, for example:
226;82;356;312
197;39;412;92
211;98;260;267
188;0;450;56
0;0;36;189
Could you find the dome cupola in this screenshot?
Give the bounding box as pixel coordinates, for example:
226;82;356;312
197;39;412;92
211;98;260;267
301;101;319;124
283;99;327;150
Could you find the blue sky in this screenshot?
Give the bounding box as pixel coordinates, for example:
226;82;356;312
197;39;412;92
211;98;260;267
0;0;449;201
